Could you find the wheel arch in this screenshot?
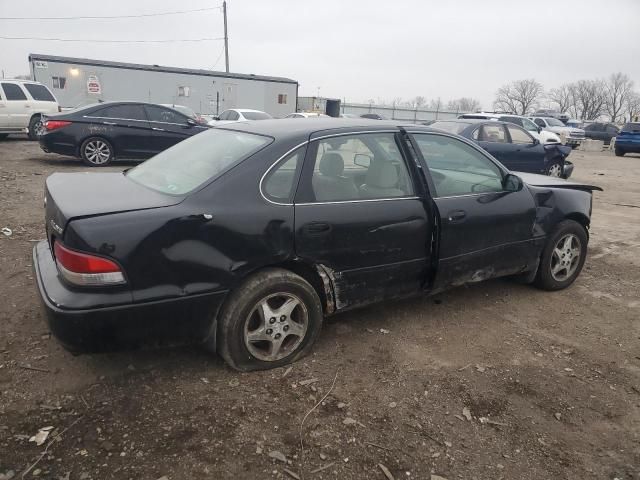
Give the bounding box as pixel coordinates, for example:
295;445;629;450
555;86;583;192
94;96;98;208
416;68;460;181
564;212;590;234
78;135;116;160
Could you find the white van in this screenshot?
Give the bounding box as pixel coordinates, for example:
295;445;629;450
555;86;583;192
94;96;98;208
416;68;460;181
0;80;60;140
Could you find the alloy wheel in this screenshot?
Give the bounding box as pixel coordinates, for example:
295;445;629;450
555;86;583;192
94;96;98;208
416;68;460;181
244;292;308;362
548;163;562;177
33;120;45;137
550;233;581;281
84;140;111;165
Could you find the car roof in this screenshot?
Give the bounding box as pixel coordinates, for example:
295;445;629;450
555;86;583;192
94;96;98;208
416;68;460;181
1;79;43;84
231;109;267;113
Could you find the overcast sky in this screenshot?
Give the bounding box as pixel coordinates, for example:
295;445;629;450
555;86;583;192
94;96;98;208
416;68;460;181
1;0;639;109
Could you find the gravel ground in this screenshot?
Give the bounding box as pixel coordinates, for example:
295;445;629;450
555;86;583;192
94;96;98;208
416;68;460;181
0;137;639;480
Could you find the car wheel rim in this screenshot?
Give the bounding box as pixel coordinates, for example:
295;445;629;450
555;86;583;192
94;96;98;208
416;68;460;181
550;233;581;282
548;164;562;177
244;292;308;362
84;141;111;164
34;120;45;136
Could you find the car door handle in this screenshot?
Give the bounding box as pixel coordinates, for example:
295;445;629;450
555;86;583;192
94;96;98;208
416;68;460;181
447;210;467;222
103;121;116;125
152;127;165;131
303;222;332;235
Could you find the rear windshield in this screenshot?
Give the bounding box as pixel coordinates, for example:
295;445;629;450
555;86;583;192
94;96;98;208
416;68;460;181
429;121;470;134
242;111;272;120
24;83;56;102
126;129;272;195
622;123;640;132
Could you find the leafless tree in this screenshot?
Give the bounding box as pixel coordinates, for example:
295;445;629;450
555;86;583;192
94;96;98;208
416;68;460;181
409;96;427;109
625;92;640;122
429;97;442;111
547;84;573;113
493;79;543;115
568;80;607;120
446;97;481;113
604;72;634;123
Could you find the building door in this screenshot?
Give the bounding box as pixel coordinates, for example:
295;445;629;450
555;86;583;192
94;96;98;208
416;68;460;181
223;83;237;109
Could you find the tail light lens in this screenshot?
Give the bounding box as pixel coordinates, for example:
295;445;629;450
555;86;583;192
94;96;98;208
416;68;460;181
45;120;72;131
54;242;126;286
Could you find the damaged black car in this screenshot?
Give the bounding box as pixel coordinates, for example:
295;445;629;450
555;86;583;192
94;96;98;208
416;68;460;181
33;119;601;371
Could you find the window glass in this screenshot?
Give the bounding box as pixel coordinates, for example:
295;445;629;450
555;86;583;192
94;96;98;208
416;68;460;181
145;105;187;124
413;134;503;197
228;111;240;121
262;148;304;202
308;133;414;202
278;94;287;104
499;116;523;127
478;124;507;143
430;121;470;135
243;111;272;120
606;125;618;134
97;104;147;121
218;111;230;120
545;118;564;127
534;118;545;127
521;118;539;132
1;83;27;101
52;77;67;89
24;84;56;102
507;125;534;144
127;129;272;195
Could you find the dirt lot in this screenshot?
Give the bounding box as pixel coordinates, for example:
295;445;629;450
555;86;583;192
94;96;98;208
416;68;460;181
0;137;639;480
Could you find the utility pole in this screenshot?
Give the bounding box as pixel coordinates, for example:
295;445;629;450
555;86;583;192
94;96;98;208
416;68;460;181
223;1;230;73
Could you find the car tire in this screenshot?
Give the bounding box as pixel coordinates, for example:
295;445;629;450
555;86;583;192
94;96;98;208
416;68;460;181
80;137;114;166
534;220;588;291
28;115;44;141
614;147;625;157
215;268;323;372
546;162;563;178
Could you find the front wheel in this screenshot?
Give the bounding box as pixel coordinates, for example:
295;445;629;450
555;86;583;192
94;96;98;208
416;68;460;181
534;220;588;291
614;147;625;157
214;268;323;371
546;162;563;178
80;137;114;166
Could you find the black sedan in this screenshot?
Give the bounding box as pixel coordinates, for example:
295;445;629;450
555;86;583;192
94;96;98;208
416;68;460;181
34;119;601;371
429;120;573;178
39;101;209;166
583;122;620;145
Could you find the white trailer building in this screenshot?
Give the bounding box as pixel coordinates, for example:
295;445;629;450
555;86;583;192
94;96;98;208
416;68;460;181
28;53;298;117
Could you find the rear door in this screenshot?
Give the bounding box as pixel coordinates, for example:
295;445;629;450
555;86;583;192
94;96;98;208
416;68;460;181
409;132;538;289
0;87;7;128
0;82;29;128
22;83;58;116
504;124;546;174
88;104;153;158
473;123;519;165
294;131;432;309
144;105;207;153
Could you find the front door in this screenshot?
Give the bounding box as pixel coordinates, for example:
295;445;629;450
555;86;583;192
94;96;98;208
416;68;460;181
144;105;207;154
294;131;432;310
409;132;538;289
504;123;546;174
89;103;153;158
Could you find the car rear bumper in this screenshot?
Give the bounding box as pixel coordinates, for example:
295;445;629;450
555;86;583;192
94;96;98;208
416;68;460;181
615;139;640;152
33;241;227;353
39;133;78;157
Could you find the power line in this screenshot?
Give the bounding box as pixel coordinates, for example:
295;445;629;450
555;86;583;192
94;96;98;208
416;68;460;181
0;36;225;43
0;6;222;21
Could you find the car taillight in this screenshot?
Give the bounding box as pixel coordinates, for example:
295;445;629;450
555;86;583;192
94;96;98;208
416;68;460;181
54;241;126;286
45;120;72;131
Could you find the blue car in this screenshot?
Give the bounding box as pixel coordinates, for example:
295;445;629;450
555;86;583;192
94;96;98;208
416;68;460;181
614;122;640;156
429;119;573;178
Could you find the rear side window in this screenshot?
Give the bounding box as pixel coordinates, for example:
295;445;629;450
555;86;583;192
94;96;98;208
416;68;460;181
145;105;187;124
262;147;305;202
477;124;507;143
96;104;147;121
23;84;56;102
506;125;534;144
1;83;28;101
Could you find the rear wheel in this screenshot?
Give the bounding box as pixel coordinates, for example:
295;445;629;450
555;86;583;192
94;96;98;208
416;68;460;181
214;268;323;371
546;162;563;178
80;137;114;166
534;220;588;291
614;147;625;157
28;115;45;140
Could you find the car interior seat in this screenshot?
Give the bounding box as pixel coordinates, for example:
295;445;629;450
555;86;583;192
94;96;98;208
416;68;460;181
359;161;405;199
312;152;359;201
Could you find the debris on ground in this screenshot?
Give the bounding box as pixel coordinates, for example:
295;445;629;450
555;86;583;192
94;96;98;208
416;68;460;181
268;450;287;463
1;227;12;237
462;407;472;421
283;468;300;479
29;426;54;446
342;417;357;426
378;463;394;480
379;328;390;334
299;378;319;386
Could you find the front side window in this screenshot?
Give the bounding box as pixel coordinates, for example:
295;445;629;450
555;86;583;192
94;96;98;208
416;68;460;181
506;125;534;144
413;134;503;197
145;105;187;124
96;104;147;121
302;133;414;202
606;125;619;134
545;118;565;127
228;111;240;121
126;129;272;195
262;147;305;202
1;83;27;101
24;84;56;102
477;124;507;143
521;118;539;132
534;118;546;127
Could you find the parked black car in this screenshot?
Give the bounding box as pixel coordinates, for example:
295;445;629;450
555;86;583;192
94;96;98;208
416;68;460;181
360;113;387;120
583;122;620;145
429;120;573;178
34;119;601;371
39;101;209;166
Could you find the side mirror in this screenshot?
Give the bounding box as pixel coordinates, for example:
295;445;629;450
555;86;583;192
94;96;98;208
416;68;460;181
503;173;523;192
532;138;540;146
537;126;542;133
354;153;372;168
186;118;196;127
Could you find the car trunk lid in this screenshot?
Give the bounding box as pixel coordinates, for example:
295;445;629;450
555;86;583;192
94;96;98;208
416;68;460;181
45;172;183;237
517;172;603;192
